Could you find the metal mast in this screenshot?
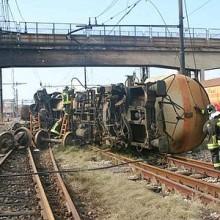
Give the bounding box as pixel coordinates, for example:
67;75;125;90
178;0;185;74
84;67;87;89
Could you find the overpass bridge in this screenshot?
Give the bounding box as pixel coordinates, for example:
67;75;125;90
0;21;220;71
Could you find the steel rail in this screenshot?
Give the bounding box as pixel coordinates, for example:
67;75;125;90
166;155;220;178
28;147;55;220
0;149;13;166
92;147;220;204
0;146;80;219
170;155;213;169
0;147;48;219
48;147;81;220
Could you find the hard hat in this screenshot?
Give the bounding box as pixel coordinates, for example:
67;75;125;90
207;104;216;114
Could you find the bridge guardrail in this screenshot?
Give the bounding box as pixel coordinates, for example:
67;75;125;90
0;21;220;40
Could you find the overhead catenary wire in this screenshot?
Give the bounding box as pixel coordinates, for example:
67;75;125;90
147;0;169;34
108;0;143;34
14;0;25;21
1;0;5;21
1;0;9;21
96;0;120;19
189;0;212;16
8;4;15;21
126;0;130;11
146;0;181;67
103;0;143;24
102;3;134;24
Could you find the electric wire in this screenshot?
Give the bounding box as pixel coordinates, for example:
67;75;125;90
8;4;15;22
14;0;25;21
1;0;7;21
126;0;130;11
102;4;133;24
1;0;5;21
147;0;169;34
96;0;120;18
146;0;181;67
0;159;144;178
184;0;197;70
108;0;143;34
103;0;142;24
189;0;212;16
115;0;142;24
3;0;6;21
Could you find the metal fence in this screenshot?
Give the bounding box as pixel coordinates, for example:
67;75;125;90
0;20;220;40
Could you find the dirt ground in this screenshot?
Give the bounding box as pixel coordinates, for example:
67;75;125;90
54;146;220;220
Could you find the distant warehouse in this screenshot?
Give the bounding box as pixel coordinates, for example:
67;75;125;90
201;78;220;111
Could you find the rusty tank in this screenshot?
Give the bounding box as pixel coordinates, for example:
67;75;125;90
27;74;210;154
99;73;210;153
150;74;210;153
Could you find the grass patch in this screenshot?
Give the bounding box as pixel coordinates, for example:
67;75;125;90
54;146;215;220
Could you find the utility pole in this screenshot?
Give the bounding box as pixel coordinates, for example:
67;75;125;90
6;69;27;118
84;66;87;89
0;68;3;122
11;69;16;117
178;0;186;74
3;82;27;116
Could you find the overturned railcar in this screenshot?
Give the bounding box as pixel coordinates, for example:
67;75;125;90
27;74;210;154
98;74;209;153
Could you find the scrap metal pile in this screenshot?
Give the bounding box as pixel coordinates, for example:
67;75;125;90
0;73;210;154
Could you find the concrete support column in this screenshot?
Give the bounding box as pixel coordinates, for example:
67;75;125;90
200;69;205;81
0;68;3;122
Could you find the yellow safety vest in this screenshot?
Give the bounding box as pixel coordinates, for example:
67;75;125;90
51;120;61;135
62;92;71;105
213;162;220;168
208;135;219;150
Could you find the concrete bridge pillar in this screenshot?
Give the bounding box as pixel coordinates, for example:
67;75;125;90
200;69;205;81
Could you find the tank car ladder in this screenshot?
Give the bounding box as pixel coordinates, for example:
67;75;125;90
59;114;70;139
30;113;41;135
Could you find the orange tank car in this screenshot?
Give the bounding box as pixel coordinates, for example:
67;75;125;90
201;78;220;112
150;74;210;153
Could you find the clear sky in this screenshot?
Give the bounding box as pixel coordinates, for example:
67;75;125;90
2;0;220;102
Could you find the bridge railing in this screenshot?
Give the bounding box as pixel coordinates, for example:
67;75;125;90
0;21;220;40
0;21;81;34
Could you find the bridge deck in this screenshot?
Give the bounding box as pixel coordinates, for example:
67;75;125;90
0;22;220;69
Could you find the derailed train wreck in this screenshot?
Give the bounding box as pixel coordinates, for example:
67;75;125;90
95;74;209;153
28;73;210;154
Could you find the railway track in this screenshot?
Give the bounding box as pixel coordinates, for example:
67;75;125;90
0;148;43;219
166;155;220;179
0;146;81;220
31;147;81;220
92;147;220;204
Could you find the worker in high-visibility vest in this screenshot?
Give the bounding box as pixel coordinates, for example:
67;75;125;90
50;118;62;135
203;104;220;170
62;86;72;114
